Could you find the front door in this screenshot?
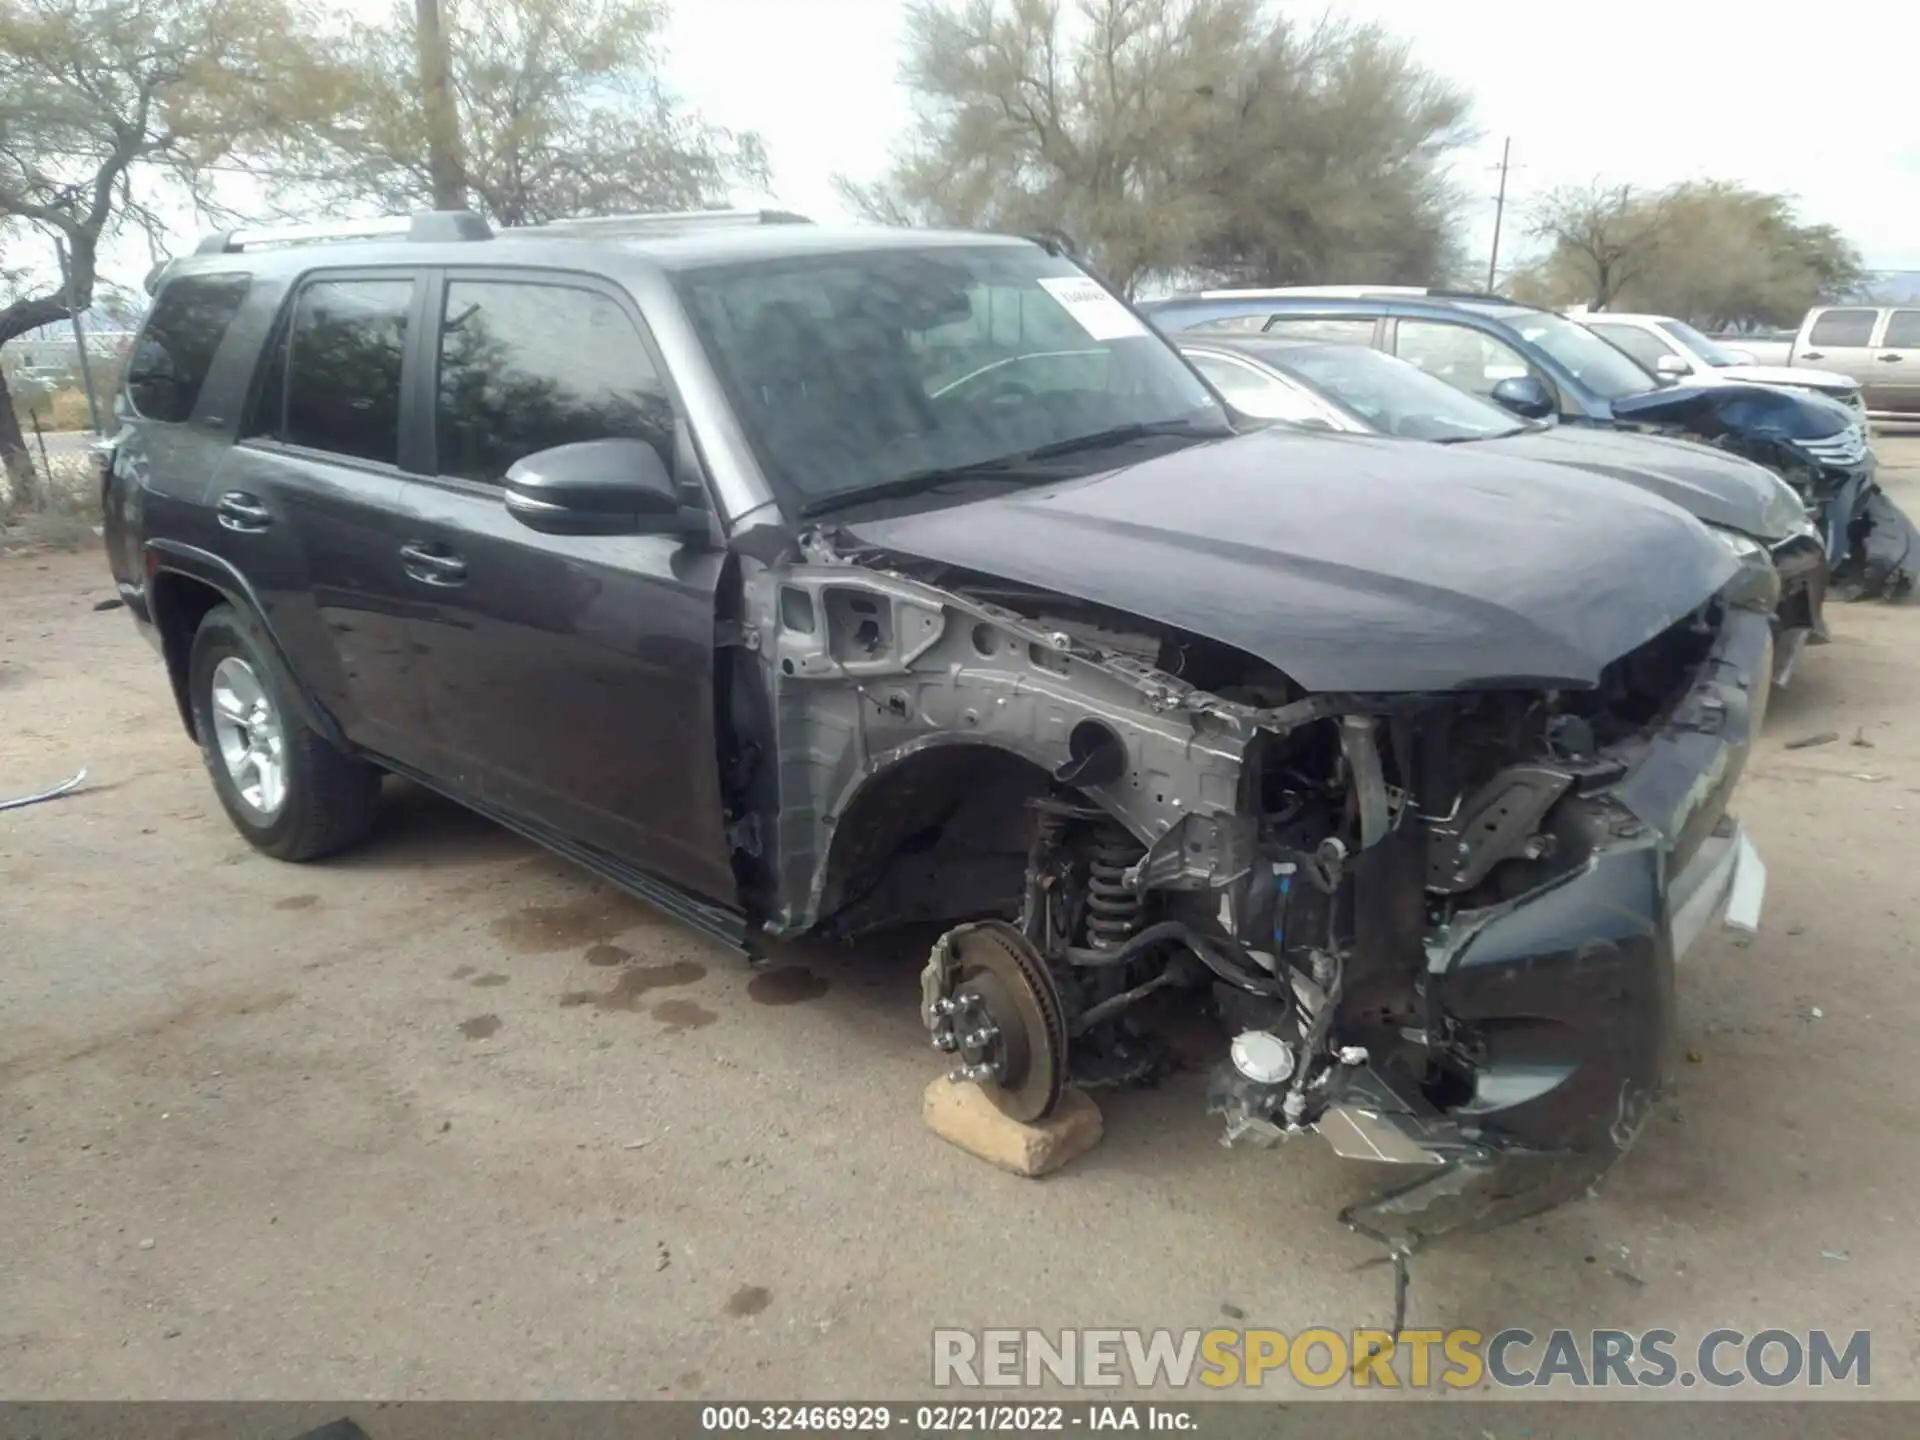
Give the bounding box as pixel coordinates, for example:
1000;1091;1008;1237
398;270;739;907
1867;308;1920;417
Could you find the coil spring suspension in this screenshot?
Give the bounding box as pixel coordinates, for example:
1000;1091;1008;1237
1085;823;1147;950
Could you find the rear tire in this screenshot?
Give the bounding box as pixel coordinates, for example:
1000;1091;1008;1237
188;603;380;861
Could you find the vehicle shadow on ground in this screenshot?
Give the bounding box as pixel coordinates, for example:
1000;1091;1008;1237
328;777;542;873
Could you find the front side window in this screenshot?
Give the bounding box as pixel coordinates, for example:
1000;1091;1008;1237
1503;311;1655;400
435;281;673;484
673;244;1222;512
1393;319;1534;401
123;273;251;423
1808;309;1877;348
1658;318;1744;367
280;278;414;466
1588;321;1678;373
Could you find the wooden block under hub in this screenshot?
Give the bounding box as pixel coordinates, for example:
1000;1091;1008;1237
922;1078;1103;1177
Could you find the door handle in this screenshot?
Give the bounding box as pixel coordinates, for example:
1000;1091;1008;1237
215;491;272;532
1800;351;1824;360
399;542;468;586
1877;353;1903;362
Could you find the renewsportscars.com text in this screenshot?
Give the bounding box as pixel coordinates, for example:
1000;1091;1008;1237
931;1327;1871;1391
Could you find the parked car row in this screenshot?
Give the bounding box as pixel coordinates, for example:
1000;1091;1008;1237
1138;285;1915;601
107;212;1773;1252
1568;309;1867;415
1709;305;1920;422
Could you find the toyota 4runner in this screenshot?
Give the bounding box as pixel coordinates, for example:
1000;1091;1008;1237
104;209;1770;1245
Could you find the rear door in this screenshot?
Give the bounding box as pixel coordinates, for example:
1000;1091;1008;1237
106;271;255;608
1797;308;1880;388
1867;308;1920;416
214;269;438;766
398;268;738;906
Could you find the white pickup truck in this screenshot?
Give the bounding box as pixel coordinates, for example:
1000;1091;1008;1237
1708;307;1920;422
1570;310;1869;419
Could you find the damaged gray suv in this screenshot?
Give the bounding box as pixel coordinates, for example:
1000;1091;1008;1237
104;211;1771;1245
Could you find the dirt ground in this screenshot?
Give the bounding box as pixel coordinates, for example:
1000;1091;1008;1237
4;440;1920;1402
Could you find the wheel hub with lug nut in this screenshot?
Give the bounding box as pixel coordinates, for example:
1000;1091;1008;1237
209;655;288;821
920;920;1068;1122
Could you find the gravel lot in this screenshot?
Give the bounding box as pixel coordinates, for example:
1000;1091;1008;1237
4;439;1920;1401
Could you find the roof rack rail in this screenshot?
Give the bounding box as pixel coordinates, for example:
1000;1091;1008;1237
515;207;814;237
193;209;492;255
1421;287;1534;307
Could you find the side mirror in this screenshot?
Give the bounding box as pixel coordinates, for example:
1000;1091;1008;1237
1488;374;1555;420
1653;354;1691;381
504;438;703;537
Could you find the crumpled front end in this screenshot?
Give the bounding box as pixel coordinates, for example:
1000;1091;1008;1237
1295;591;1774;1245
751;513;1773;1248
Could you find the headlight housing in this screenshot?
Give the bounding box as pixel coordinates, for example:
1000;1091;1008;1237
1709;526;1782;612
1758;472;1813;541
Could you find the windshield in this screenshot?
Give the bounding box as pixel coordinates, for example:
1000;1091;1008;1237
1259;343;1525;440
673;245;1225;511
1659;318;1745;368
1504;310;1656;400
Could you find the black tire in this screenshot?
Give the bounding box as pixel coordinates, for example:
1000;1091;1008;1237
188;602;381;861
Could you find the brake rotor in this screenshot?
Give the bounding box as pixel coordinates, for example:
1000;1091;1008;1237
943;920;1068;1123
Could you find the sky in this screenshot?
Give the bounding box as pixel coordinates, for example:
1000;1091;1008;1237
663;0;1920;273
23;0;1920;303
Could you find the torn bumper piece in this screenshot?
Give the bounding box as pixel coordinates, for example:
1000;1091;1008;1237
1322;605;1772;1247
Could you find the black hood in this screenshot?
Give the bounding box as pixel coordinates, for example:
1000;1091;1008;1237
846;429;1737;693
1474;426;1802;540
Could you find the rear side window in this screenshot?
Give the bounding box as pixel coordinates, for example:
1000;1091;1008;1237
123;274;251;423
1882;310;1920;348
258;277;415;466
1808;309;1877;347
434;280;673;483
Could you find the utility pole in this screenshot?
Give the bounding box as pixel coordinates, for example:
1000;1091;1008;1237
415;0;467;211
1486;136;1514;294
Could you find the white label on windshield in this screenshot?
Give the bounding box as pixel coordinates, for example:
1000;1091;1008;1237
1037;276;1149;341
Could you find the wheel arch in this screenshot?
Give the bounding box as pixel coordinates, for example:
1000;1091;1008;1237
806;736;1062;939
145;540;343;748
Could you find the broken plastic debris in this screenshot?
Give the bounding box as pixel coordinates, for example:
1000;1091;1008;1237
0;766;88;812
1784;731;1839;750
1810;1007;1824;1019
1822;1250;1850;1262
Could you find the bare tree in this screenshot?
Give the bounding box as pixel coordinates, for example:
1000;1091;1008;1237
1520;179;1865;328
841;0;1471;296
0;0;327;496
1522;182;1673;310
269;0;768;228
